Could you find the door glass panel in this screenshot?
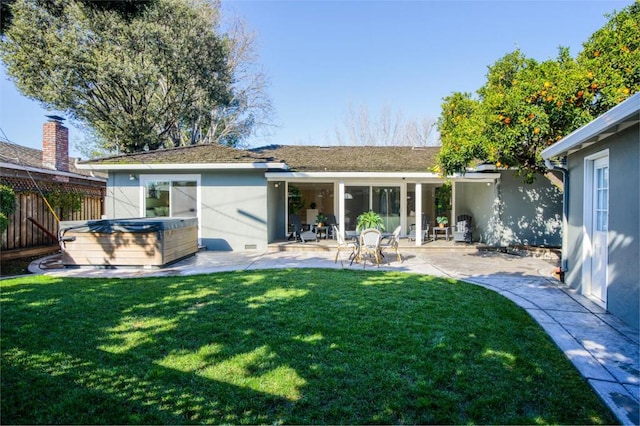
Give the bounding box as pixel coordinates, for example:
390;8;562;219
372;186;400;231
345;186;369;231
172;181;197;217
595;166;608;232
146;181;170;217
145;179;197;218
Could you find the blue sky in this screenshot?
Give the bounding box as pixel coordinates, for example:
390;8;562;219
0;0;632;157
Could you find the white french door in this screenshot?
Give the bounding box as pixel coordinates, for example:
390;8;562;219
584;154;609;305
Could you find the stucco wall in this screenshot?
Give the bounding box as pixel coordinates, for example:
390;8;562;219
455;171;562;246
106;172;141;218
106;169;269;252
565;124;639;329
495;171;563;247
267;182;286;242
200;171;267;251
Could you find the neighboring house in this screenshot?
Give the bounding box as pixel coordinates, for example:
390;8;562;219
0;118;106;254
78;144;562;252
542;92;639;330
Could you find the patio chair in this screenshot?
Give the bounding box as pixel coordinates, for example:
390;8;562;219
453;214;472;243
326;214;338;239
333;225;357;267
408;214;430;242
289;214;317;242
358;228;382;268
380;225;402;263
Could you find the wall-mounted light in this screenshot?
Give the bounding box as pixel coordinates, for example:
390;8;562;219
129;174;137;181
274;182;280;188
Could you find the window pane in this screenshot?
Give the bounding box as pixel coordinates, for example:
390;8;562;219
146;181;170;217
172;181;197;217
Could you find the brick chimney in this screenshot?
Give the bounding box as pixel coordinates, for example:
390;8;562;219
42;115;69;172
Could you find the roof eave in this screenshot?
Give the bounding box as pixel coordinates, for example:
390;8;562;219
265;171;500;181
0;162;107;182
76;162;289;171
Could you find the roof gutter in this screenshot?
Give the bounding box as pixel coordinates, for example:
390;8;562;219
76;161;289;171
545;158;569;274
266;171;500;181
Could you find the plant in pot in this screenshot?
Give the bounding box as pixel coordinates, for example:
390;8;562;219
356;210;385;232
436;216;449;228
316;212;327;227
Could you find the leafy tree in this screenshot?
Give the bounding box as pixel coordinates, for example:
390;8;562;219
1;0;153;36
435;92;487;175
577;1;640;115
1;0;271;153
437;2;639;182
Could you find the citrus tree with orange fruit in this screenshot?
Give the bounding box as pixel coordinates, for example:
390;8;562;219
577;1;640;115
437;2;639;183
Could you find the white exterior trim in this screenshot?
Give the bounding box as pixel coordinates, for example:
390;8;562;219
265;171;499;181
542;92;640;159
77;162;288;171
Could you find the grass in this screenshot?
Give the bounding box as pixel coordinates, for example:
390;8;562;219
1;269;617;425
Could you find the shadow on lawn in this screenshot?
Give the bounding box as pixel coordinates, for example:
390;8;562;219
1;269;616;425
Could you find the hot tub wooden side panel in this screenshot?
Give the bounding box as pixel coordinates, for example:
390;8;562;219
162;226;199;264
62;232;163;266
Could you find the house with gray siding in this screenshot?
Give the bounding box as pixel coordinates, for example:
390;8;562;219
542;92;639;330
79;144;562;255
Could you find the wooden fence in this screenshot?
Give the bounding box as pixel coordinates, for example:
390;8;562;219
2;192;104;252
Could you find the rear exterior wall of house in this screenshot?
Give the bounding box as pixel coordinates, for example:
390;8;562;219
106;170;269;252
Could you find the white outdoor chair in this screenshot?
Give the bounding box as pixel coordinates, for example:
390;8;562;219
380;225;402;263
333;225;357;267
358;228;382;268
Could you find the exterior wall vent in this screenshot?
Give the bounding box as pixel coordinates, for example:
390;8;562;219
244;244;258;250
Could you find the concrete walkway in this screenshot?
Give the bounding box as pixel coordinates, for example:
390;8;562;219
32;249;639;425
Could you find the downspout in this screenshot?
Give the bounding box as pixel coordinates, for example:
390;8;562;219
545;158;569;275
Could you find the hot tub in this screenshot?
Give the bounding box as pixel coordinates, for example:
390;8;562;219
59;217;198;267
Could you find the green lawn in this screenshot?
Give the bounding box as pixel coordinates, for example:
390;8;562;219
1;269;616;424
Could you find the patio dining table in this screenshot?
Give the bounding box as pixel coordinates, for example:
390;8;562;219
347;230;393;266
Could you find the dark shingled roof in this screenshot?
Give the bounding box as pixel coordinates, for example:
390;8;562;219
0;140;103;178
250;145;440;172
81;143;441;173
81;143;281;165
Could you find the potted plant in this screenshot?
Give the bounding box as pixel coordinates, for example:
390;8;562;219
356;210;385;232
436;216;449;228
316;212;327;227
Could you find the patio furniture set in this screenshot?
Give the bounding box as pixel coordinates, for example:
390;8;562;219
408;214;473;243
334;225;402;268
293;214;474;268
